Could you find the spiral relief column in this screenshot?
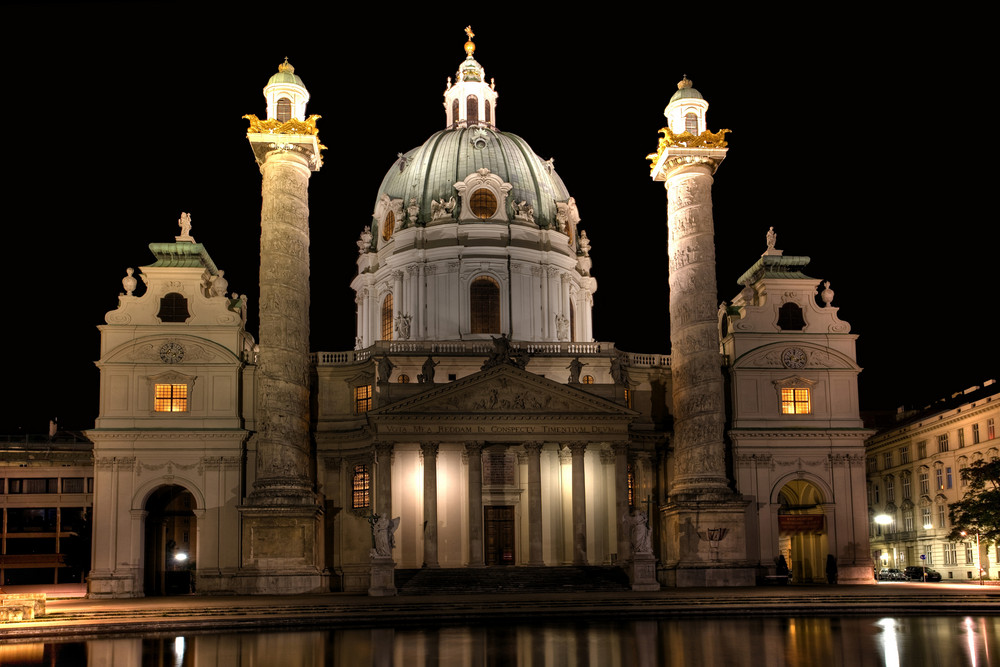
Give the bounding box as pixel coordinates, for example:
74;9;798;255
238;59;326;594
648;76;753;587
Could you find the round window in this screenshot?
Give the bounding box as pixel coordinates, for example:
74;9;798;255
470;188;498;219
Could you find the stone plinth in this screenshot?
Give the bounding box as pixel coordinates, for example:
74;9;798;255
660;498;755;587
236;505;327;594
369;556;397;597
627;553;660;591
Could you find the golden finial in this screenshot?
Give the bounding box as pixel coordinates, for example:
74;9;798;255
677;74;692;90
278;57;294;74
464;25;476;58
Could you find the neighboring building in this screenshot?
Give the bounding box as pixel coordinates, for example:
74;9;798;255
86;33;872;597
0;429;93;585
866;381;1000;580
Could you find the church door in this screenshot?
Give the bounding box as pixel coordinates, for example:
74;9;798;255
143;485;197;596
484;506;515;566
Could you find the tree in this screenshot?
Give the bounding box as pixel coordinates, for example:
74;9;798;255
948;459;1000;543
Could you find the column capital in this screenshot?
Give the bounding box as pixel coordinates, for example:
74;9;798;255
374;441;394;457
465;441;485;455
567;442;587;455
611;442;630;455
522;441;543;456
420;442;440;458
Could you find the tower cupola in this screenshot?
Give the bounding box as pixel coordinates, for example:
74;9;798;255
443;26;498;129
264;58;310;122
663;75;709;137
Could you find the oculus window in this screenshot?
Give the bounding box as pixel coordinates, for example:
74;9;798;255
469;188;498;219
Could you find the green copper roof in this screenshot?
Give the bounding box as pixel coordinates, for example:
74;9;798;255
373;127;570;229
147;242;219;274
737;255;814;286
267;70;304;88
669;86;704;103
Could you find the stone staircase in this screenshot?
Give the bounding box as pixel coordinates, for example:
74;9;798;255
395;566;630;595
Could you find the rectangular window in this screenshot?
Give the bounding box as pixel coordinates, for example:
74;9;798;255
781;388;811;414
61;478;85;493
966;543;975;564
944;542;957;566
874;484;880;504
154;383;188;412
924;544;933;565
946;467;953;489
922;508;932;529
903;510;914;532
938;504;947;528
958;428;965;448
918;441;927;458
920;472;930;495
623;388;632;409
627;463;635;508
886;477;895;502
901;475;911;499
354;384;372;414
351;464;370;509
973;424;980;444
867;457;877;473
989;418;995;440
900;446;910;464
936;468;944;491
883;452;893;469
961;467;969;487
8;478;59;494
938;434;949;453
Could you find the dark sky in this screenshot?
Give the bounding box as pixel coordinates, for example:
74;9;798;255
2;5;994;434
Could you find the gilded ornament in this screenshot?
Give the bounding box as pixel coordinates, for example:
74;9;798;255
646;127;731;173
243;114;323;138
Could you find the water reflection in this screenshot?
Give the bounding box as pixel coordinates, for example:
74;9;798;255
2;616;999;666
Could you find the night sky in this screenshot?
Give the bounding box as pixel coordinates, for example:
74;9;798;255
3;5;994;435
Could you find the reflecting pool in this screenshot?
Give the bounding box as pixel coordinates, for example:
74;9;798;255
2;616;998;666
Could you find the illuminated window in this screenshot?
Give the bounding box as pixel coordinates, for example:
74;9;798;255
989;418;995;440
922;507;931;528
936;468;944;490
154;383;188;412
469;188;497;219
381;294;393;340
581;375;595;385
470;276;500;333
781;388;811;414
466;95;479;125
938;434;949;453
966;542;975;564
276;97;292;122
777;303;806;330
944;542;957;565
685;112;698;134
354;385;372;414
158;293;189;323
352;464;370;509
627;463;635;508
397;374;410;383
382;210;395;241
624;388;632;409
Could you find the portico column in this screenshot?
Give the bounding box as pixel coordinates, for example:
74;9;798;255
422;442;439;568
375;442;393;519
524;442;544;565
612;442;631;563
569;442;588;565
466;441;485;567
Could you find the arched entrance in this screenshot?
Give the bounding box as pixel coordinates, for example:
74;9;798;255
777;480;828;583
144;485;197;596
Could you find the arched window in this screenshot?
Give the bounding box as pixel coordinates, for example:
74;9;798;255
352;464;370;509
381;294;393;340
581;375;595;385
685;112;698;135
397;374;410;383
467;95;479;125
277;97;292;122
485;100;492;125
382;210;395;241
469;188;497;219
777;303;806;330
158;292;189;322
470;276;500;334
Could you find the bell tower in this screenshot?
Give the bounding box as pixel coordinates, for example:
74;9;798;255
239;59;326;594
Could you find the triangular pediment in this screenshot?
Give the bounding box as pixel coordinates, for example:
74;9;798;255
369;363;634;418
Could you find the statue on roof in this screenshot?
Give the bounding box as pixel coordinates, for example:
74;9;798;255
177;212;194;242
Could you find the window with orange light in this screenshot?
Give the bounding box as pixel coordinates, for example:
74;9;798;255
352;464;370;509
154;384;188;412
354;384;372;414
780;387;811;414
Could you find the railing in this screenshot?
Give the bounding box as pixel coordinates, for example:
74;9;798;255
311;341;671;368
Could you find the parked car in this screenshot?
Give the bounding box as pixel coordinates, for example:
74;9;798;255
903;566;942;581
878;568;906;581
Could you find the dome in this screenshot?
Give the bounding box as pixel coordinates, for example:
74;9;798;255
266;58;305;88
372;127;570;231
668;75;703;103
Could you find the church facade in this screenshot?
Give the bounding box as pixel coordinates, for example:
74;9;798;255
86;34;872;597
